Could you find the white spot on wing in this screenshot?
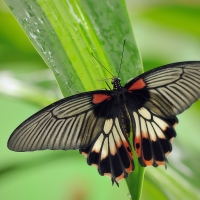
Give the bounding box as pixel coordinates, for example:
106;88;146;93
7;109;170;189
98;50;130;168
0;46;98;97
112;126;121;147
109;134;116;155
133;112;140;138
152;122;166;139
138;107;151;120
140;117;147;137
104;119;113;134
114;118;126;141
146;121;156;141
153;116;168;131
101;137;108;160
92;133;104;153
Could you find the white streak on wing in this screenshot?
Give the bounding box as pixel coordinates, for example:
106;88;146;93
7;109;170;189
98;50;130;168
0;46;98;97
140;117;148;138
92;133;104;153
53;96;92;117
112;125;121;147
114;118;126;141
144;68;182;87
146;121;156;141
103;119;113;134
101;137;108;160
153;116;168;131
109;134;116;155
133;112;140;138
138;107;151;120
152;122;166;139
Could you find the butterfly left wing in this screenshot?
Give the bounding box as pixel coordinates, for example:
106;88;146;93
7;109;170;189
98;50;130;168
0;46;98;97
124;61;200;167
80;114;134;186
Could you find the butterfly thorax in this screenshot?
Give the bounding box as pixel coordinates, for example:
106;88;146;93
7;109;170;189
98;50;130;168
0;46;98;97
111;77;122;90
111;77;128;104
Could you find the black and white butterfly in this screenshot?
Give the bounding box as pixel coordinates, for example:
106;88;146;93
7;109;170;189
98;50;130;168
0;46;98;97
8;61;200;186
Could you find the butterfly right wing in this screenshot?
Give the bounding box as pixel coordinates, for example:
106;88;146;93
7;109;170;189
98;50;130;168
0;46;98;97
7;91;111;152
124;61;200;167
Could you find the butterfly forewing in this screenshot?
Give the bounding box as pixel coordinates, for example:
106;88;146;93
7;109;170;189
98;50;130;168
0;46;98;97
143;62;200;116
8;92;106;151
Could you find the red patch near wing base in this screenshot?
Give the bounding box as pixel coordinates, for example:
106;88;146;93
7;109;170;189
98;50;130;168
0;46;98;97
128;78;146;91
92;94;111;104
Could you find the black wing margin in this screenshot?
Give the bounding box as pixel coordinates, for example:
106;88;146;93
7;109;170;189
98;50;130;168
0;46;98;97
8;91;111;152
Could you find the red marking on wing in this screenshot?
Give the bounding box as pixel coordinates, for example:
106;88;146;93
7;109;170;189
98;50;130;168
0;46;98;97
123;141;134;174
111;139;133;175
125;163;133;174
92;94;111;104
81;152;88;158
128;78;146;91
170;137;175;142
134;136;141;157
124;141;133;159
165;151;170;157
156;161;165;166
104;172;112;179
92;163;98;168
173;122;178;128
143;158;153;166
116;173;125;182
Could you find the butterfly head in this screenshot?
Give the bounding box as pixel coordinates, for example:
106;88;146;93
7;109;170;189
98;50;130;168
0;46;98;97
111;77;122;90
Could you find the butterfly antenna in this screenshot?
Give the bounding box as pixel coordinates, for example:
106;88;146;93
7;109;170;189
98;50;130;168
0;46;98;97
91;53;114;77
118;39;126;77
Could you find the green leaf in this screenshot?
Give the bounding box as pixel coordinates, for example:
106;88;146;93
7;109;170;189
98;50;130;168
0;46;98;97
126;151;145;200
3;0;144;199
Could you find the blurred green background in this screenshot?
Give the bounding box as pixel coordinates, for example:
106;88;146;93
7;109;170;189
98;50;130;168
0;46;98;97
1;0;200;200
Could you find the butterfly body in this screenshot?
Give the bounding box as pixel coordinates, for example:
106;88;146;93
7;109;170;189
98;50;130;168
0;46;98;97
8;61;200;186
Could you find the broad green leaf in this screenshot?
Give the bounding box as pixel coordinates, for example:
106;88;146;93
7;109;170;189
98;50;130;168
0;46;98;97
4;0;143;96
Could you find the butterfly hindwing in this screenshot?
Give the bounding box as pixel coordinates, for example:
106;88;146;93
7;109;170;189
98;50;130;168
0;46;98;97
80;91;134;185
80;116;133;185
132;107;178;167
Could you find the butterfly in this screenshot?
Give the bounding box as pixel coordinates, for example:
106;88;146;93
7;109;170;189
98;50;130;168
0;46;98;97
7;61;200;186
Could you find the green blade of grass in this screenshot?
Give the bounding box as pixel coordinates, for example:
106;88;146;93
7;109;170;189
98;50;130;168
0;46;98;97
4;0;144;199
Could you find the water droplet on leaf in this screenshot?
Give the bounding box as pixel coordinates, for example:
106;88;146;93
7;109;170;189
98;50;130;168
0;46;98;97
127;193;131;198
